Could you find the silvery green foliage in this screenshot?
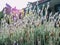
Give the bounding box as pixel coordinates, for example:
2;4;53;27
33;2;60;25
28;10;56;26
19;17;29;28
0;2;60;45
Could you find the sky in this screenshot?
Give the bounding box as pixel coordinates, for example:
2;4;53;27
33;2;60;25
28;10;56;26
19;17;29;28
0;0;37;11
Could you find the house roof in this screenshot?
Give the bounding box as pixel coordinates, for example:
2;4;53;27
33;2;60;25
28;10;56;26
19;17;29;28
28;0;51;5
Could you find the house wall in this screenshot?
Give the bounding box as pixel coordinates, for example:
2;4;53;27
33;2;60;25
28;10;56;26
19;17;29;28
50;0;60;7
